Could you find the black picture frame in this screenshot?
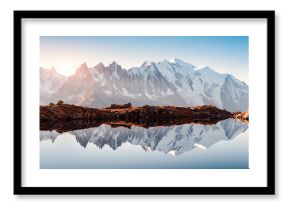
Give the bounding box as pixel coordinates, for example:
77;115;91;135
14;10;275;195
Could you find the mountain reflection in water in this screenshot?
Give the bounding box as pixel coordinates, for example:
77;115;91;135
40;118;248;156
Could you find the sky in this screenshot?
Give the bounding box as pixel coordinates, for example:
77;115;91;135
40;36;248;84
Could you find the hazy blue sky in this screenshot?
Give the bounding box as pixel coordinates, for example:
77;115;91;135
40;36;248;83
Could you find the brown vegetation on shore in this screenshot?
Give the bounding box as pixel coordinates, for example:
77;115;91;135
40;101;248;132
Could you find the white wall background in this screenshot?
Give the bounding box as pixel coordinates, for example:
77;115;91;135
0;0;286;204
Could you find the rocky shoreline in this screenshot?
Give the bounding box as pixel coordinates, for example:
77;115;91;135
40;101;248;132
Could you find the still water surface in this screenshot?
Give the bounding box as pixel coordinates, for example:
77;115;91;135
40;118;248;169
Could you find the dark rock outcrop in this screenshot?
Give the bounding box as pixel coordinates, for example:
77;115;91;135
105;103;132;109
232;111;249;124
40;103;113;121
56;100;64;105
40;102;248;132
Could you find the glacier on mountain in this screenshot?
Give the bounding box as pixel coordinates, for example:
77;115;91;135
40;59;248;112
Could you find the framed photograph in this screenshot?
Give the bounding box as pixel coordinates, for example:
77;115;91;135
14;10;275;195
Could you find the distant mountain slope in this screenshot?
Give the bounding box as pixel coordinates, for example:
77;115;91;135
40;59;248;111
40;67;66;105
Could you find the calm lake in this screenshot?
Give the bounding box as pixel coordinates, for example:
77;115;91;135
40;118;248;169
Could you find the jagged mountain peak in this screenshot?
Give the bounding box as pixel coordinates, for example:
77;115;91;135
168;58;196;68
75;62;89;74
80;62;88;67
110;61;122;69
41;58;248;112
95;62;105;68
141;60;153;67
169;57;184;64
195;65;224;77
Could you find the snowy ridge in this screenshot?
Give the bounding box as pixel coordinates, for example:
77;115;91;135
40;59;248;112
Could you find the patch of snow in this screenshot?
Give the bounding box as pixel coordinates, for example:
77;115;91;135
168;150;177;156
193;143;207;150
104;90;112;96
112;68;119;80
122;88;136;98
161;89;174;96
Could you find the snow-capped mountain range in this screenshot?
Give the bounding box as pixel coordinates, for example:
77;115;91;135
40;58;248;112
40;118;248;156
